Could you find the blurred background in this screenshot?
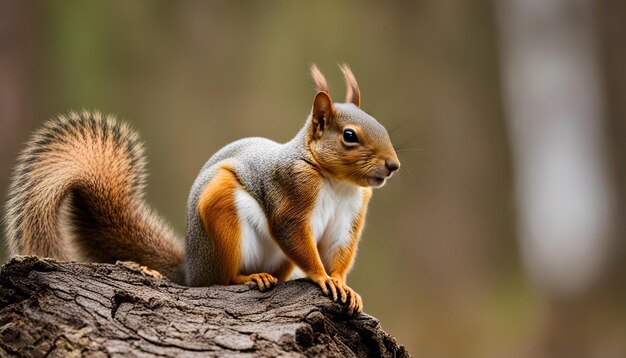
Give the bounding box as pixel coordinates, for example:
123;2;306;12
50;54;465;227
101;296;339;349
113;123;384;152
1;1;625;357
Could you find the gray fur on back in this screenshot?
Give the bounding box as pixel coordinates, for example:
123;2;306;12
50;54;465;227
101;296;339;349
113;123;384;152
183;121;311;285
188;123;310;213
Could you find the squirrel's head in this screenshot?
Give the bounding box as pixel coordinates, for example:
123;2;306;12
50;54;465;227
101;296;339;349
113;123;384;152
306;64;400;188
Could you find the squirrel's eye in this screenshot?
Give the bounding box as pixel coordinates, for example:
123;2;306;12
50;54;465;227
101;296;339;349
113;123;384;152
343;129;359;144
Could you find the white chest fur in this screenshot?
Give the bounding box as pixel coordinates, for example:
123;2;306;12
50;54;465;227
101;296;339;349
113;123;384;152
234;180;365;276
310;181;364;267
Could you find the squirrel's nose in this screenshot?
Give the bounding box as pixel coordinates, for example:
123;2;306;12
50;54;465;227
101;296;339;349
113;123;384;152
385;159;400;174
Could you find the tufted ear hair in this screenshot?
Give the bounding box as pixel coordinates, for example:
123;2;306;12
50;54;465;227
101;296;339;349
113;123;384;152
339;63;361;107
310;64;329;93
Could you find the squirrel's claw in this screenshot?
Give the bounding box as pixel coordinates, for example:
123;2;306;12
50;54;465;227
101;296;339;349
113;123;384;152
237;272;277;292
317;276;363;315
314;275;362;314
347;290;363;315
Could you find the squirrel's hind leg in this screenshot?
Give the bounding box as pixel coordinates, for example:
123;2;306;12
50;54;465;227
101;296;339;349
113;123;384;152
194;166;291;291
193;166;245;286
231;272;277;291
230;260;294;291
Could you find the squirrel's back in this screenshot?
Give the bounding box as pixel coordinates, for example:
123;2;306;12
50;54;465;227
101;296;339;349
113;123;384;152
190;136;284;207
4;111;184;281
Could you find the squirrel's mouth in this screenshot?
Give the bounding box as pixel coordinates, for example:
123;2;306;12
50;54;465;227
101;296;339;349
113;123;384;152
366;176;387;187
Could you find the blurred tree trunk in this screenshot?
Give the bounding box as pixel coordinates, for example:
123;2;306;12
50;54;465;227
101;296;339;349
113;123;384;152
497;0;623;357
498;0;612;298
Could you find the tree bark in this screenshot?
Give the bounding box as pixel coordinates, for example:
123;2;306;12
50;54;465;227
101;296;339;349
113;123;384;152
0;256;409;357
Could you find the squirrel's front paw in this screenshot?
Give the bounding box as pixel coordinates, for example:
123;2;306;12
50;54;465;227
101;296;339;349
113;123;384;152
343;285;363;315
313;276;363;315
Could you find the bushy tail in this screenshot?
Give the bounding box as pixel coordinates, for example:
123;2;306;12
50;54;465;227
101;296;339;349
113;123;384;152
4;111;184;282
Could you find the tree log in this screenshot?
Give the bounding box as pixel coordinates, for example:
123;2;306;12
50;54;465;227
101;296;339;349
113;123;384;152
0;256;409;357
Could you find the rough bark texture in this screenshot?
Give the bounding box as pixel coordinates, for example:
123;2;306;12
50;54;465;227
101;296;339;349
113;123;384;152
0;256;409;357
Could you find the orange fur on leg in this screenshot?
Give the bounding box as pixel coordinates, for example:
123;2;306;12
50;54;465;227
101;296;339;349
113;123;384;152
198;166;281;291
197;167;242;285
273;259;295;282
269;163;329;280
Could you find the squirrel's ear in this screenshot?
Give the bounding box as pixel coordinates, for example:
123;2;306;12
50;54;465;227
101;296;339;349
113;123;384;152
310;64;329;93
311;91;334;139
339;64;361;107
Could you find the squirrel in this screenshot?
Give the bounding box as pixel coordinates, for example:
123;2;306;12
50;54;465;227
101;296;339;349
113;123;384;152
4;64;400;315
